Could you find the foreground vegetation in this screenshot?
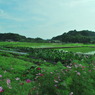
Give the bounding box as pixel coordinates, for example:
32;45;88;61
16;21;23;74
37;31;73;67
1;46;95;95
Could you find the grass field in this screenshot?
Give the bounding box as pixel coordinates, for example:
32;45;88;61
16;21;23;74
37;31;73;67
1;48;95;95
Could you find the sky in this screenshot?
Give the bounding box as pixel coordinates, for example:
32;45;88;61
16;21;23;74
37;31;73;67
0;0;95;39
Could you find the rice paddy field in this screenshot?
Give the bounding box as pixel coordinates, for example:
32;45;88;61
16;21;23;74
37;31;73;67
1;42;95;95
58;47;95;53
0;42;94;48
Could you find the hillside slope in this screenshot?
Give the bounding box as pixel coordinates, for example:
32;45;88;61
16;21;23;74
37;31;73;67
52;30;95;43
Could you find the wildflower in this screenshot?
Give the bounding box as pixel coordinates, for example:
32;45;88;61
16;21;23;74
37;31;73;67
69;92;73;95
26;79;31;83
77;72;81;76
54;85;58;88
34;76;39;81
78;64;82;67
67;66;71;69
74;64;78;68
15;77;20;80
36;73;44;76
6;79;11;85
0;75;2;78
50;72;53;74
54;80;59;83
6;79;12;89
7;85;12;89
82;66;85;68
39;73;44;76
54;84;57;87
0;87;4;92
36;67;41;70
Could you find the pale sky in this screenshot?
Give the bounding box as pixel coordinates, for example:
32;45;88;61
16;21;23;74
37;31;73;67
0;0;95;39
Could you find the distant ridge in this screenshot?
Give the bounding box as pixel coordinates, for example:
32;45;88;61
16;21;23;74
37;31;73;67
52;30;95;43
1;30;95;43
0;33;46;43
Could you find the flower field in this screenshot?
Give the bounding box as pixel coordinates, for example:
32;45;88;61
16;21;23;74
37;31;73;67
1;45;95;95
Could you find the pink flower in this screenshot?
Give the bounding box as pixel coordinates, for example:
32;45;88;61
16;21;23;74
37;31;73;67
26;79;31;83
36;67;41;70
39;73;44;76
0;75;2;78
6;79;11;85
36;73;44;76
82;66;85;68
6;79;12;89
0;87;4;92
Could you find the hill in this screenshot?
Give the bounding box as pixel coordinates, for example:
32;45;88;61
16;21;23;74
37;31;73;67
52;30;95;43
0;33;46;43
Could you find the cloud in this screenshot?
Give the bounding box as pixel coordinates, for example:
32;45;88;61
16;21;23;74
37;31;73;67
67;0;94;7
0;9;5;16
0;8;25;22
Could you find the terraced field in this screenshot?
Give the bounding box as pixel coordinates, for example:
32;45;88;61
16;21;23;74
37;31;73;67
0;42;95;95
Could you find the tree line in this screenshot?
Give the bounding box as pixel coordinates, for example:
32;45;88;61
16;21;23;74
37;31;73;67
0;33;47;43
52;30;95;43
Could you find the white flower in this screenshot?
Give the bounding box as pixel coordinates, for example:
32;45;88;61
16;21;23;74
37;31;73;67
15;77;20;80
77;72;81;76
67;66;71;69
69;92;73;95
54;80;59;83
